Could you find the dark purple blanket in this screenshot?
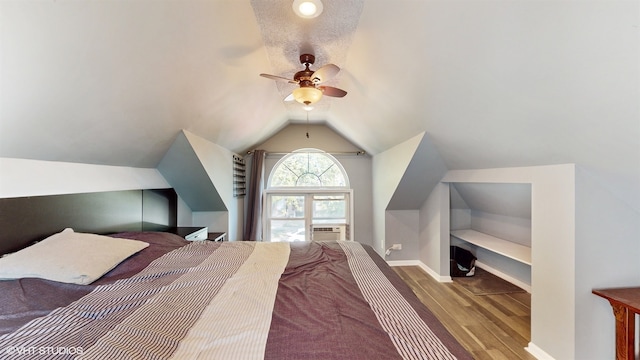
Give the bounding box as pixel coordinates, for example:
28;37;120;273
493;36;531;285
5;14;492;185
0;234;471;359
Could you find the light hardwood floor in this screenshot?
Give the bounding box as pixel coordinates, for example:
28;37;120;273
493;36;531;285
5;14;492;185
393;266;536;360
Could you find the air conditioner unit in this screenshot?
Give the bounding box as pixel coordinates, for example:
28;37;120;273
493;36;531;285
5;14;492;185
311;224;347;241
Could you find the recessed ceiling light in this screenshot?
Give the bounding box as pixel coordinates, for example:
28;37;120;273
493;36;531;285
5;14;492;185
292;0;323;19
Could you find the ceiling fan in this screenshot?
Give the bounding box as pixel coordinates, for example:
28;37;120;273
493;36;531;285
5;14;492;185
260;54;347;107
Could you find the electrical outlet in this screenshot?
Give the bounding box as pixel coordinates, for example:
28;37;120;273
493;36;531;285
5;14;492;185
392;244;402;250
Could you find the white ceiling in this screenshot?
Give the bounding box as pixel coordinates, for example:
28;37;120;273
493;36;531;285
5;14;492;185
1;1;638;208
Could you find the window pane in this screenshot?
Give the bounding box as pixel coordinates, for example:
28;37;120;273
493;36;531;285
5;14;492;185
297;173;321;187
318;165;346;187
309;153;333;174
313;195;346;219
270;220;306;242
270;195;304;218
269;150;347;188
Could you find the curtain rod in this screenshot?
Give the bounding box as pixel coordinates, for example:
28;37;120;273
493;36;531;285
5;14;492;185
245;150;366;156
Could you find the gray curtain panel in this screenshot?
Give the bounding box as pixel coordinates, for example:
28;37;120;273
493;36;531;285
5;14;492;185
244;150;265;241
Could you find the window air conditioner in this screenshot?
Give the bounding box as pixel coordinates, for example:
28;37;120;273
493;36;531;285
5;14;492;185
311;225;347;241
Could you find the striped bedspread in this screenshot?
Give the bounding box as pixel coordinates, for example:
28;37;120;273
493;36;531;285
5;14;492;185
0;240;471;360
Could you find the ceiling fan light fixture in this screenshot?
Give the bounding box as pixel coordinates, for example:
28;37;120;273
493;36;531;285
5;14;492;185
292;0;323;19
292;87;322;105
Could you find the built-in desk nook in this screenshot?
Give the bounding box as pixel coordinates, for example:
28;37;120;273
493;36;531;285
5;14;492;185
448;182;532;292
451;229;531;266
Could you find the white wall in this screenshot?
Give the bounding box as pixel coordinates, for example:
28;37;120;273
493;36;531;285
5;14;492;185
574;166;640;360
384;210;419;261
372;133;424;254
470;211;531;246
0;157;169;198
192;211;229;235
176;196;193;226
338;155;373;245
419;182;451;281
183;130;241;240
450;209;470;231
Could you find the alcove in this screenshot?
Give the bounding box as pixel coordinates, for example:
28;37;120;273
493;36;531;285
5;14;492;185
449;182;532;291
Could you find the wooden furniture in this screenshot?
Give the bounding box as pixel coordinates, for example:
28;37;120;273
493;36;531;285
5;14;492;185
592;287;640;360
450;229;531;266
166;228;226;242
167;226;208;241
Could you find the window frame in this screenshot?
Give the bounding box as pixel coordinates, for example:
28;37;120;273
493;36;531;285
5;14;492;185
263;189;353;242
267;148;350;190
263;149;353;242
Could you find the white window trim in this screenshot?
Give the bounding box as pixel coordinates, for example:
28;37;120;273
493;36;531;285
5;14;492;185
263;189;354;242
267;149;350;189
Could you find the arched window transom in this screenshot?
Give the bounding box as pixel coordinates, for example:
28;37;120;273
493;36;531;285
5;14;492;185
268;149;349;188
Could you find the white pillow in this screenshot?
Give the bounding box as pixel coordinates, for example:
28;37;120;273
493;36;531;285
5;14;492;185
0;228;148;285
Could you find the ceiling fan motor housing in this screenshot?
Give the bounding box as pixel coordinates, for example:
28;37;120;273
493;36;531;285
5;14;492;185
294;54;316;84
300;54;315;65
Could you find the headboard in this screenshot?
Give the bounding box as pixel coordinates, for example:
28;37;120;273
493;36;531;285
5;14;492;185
0;188;177;255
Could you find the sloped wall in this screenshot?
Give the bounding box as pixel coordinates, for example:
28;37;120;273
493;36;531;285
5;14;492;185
374;132;449;260
0;157;169;198
387;133;449;210
157;130;242;240
157;131;226;212
371;132;424;255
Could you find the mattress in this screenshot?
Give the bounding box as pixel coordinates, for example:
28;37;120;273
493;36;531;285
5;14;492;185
0;232;471;359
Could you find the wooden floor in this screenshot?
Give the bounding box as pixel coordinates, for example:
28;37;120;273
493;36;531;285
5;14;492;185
393;266;536;360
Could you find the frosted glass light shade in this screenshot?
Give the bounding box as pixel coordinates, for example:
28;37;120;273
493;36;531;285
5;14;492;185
292;0;323;19
292;87;322;105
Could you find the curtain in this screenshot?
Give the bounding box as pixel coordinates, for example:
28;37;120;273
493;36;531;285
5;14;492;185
244;150;265;241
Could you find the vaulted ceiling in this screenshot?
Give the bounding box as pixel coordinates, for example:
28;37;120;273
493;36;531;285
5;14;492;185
1;1;638;208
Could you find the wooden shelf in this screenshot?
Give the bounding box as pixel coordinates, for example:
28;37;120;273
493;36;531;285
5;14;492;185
451;229;531;266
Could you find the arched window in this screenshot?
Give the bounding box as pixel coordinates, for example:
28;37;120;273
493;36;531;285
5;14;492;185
268;148;349;188
265;149;352;242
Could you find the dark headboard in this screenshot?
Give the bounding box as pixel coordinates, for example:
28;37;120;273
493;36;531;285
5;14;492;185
0;188;177;255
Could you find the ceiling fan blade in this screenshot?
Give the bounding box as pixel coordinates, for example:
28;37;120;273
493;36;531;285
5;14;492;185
319;86;347;97
260;73;297;84
311;64;340;84
284;93;295;102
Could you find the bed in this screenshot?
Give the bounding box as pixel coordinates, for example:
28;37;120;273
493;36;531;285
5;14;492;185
0;189;472;359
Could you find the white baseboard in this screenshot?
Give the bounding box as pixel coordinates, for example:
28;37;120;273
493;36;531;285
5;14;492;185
525;342;555;360
387;260;452;283
475;261;531;293
386;260;529;290
386;260;421;267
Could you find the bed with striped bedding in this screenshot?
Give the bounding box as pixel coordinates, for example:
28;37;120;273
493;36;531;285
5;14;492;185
0;232;471;359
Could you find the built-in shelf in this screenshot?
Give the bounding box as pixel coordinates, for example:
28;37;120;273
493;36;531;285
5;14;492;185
450;229;531;266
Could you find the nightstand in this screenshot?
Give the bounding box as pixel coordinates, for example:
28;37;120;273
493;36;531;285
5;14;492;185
207;232;226;242
167;227;208;241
